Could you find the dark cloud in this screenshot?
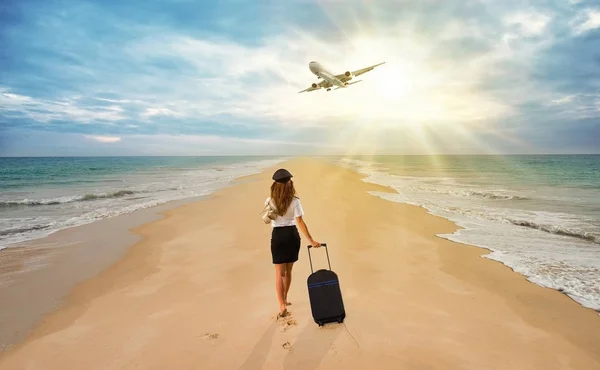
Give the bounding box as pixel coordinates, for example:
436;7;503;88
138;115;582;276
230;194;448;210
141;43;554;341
515;118;600;153
532;30;600;95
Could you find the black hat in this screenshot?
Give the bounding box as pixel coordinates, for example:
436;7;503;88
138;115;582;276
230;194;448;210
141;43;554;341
272;168;293;183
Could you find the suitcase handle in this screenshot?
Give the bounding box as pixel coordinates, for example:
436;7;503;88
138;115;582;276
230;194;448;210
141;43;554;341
307;243;331;273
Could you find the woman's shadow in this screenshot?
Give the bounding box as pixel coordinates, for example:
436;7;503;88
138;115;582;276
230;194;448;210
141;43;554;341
237;319;343;370
238;321;279;370
282;321;343;370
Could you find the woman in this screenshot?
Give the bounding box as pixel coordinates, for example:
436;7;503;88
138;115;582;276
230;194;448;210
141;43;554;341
265;168;320;317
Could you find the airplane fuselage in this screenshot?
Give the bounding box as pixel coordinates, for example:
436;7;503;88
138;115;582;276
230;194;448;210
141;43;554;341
298;60;384;93
308;61;346;89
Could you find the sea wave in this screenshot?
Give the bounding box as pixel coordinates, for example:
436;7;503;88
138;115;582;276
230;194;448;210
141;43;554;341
0;178;124;190
362;174;531;202
508;219;600;244
425;188;529;201
0;190;138;208
466;191;529;201
0;224;53;237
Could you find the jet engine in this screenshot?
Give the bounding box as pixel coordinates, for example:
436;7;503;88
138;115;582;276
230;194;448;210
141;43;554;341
312;83;318;88
344;71;354;78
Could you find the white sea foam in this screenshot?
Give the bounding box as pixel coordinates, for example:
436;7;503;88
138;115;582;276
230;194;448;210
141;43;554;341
334;157;600;312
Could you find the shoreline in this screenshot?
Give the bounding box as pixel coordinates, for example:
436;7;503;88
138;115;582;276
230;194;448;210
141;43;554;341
1;157;599;369
366;187;600;315
331;158;600;313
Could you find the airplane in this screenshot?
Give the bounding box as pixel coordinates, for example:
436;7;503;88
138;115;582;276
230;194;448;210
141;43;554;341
298;61;386;93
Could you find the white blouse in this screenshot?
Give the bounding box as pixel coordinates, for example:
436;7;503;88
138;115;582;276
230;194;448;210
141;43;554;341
264;197;304;227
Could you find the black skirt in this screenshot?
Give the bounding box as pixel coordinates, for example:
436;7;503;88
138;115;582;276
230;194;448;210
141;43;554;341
270;225;301;264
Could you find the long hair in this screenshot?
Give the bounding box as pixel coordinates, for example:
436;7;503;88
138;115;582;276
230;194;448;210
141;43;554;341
270;180;296;216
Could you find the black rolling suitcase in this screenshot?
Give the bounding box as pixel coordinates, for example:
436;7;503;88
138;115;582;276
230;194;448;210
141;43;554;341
306;243;346;326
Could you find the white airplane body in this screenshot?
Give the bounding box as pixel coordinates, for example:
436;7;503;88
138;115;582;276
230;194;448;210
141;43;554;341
298;61;385;93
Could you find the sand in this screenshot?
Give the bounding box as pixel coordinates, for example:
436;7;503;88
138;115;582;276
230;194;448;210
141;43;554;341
0;197;198;350
0;157;599;370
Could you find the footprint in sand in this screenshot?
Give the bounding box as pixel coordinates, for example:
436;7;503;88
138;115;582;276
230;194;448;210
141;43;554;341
273;311;298;330
282;341;292;350
273;310;291;321
280;318;298;332
200;333;219;341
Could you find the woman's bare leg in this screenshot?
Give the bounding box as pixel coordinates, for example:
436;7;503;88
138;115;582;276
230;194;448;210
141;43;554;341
275;264;287;315
283;262;294;305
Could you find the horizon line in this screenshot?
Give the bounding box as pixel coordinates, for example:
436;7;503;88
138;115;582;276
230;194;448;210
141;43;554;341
1;153;600;158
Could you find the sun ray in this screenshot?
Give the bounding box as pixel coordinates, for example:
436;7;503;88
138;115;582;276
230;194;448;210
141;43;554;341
410;123;443;169
265;0;551;163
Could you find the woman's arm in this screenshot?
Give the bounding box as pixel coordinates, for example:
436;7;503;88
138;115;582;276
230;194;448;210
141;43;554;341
296;216;320;247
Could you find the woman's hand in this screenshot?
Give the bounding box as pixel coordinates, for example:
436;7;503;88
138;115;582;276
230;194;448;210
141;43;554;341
310;239;321;248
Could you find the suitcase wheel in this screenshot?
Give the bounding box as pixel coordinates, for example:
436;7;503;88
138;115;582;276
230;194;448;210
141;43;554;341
337;318;343;323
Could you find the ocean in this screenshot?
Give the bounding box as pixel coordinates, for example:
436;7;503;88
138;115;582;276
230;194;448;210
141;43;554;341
0;156;286;250
331;155;600;311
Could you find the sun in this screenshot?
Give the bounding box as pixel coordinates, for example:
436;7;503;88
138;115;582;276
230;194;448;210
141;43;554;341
348;59;445;124
377;67;414;101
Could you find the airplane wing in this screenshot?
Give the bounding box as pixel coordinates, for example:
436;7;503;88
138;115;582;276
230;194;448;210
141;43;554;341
297;80;332;93
335;62;385;82
297;85;320;93
351;62;386;77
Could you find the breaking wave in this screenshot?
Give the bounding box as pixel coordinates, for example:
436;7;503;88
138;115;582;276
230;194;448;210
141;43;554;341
508;219;600;244
466;191;529;201
0;190;137;208
0;224;53;237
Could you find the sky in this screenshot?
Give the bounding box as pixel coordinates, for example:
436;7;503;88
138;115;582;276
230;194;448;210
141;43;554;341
1;0;599;156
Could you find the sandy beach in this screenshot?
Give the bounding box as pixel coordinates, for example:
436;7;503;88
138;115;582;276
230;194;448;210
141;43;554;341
1;157;599;370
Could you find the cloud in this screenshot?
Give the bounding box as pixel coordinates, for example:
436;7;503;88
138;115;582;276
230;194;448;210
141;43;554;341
550;95;576;105
1;29;513;128
0;129;345;156
84;135;122;143
573;9;600;34
0;0;599;155
141;107;184;119
0;88;127;123
504;11;552;36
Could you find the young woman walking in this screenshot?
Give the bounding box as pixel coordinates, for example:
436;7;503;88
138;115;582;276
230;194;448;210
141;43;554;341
265;168;321;317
